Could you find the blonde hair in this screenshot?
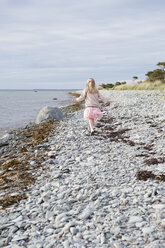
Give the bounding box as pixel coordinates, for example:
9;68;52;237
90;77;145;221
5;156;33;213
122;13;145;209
85;78;98;94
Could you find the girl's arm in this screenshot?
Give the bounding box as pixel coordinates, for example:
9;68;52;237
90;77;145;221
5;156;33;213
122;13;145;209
72;91;86;103
98;92;110;105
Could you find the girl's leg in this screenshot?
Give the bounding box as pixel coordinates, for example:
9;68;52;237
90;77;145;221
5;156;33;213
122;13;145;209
89;118;94;132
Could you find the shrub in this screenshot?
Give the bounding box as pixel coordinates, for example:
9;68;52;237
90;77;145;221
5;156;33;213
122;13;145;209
115;82;121;86
99;83;114;89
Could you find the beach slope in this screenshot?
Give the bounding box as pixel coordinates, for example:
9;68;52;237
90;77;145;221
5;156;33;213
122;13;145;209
0;90;165;247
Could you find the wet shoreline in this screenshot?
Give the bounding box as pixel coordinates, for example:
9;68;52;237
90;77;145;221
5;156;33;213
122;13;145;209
0;103;83;209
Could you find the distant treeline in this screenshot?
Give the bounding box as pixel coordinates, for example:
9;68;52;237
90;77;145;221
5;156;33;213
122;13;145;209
99;62;165;89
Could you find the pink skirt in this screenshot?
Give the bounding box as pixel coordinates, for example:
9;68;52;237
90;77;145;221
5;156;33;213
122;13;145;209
84;107;103;120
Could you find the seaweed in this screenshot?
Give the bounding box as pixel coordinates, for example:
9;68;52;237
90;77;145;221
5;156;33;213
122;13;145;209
136;170;165;181
61;104;84;115
99;117;114;124
143;158;159;165
142;144;154;151
128;140;135;146
94;117;134;147
0;194;27;208
135;154;149;157
68;92;81;97
0;103;86;209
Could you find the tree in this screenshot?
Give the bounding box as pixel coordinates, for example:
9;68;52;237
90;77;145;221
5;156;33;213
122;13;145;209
100;83;114;89
106;83;114;88
115;82;121;86
145;69;165;82
133;76;138;82
100;83;106;88
157;62;165;71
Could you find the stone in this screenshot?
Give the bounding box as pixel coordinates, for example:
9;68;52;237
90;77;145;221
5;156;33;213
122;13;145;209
152;204;165;210
0;133;9;147
78;206;94;220
45;210;54;220
1;90;165;248
12;245;23;248
36;106;63;124
128;216;143;223
70;227;78;235
30;161;36;166
142;227;154;234
12;235;28;241
0;239;6;247
63;240;70;248
111;226;121;236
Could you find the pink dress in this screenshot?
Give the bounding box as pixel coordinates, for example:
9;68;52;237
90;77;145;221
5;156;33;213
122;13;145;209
75;90;108;120
84;107;103;120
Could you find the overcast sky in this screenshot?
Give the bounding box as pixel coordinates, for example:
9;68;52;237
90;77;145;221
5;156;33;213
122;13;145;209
0;0;165;89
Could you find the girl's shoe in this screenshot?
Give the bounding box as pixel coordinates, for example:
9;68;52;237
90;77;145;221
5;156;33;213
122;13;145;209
90;130;96;136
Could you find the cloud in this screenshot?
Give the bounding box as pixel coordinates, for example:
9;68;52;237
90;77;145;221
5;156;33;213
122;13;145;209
0;0;165;88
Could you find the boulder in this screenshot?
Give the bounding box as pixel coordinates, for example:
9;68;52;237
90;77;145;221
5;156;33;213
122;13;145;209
0;133;10;147
36;106;63;124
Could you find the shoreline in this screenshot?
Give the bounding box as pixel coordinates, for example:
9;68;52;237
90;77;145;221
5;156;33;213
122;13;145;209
0;102;84;208
0;90;165;247
0;89;79;137
0;96;82;139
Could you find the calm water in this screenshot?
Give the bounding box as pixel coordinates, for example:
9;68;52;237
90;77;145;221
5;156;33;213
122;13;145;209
0;90;75;136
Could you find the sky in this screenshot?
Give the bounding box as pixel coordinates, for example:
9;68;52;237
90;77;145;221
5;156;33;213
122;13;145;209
0;0;165;89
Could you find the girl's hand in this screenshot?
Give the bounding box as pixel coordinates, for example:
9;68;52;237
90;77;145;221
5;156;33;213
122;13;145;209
72;99;76;103
106;101;110;106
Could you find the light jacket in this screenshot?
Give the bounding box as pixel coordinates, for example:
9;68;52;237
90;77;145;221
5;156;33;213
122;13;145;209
75;90;108;108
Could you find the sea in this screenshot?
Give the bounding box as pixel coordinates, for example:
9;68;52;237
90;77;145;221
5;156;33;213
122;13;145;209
0;89;78;138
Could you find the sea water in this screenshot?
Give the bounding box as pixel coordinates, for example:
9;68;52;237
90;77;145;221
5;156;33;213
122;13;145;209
0;89;76;137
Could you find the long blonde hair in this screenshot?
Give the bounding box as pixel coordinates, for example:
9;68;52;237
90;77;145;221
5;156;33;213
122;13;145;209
85;78;98;94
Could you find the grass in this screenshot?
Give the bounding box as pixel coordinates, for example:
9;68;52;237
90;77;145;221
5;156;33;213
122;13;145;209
112;80;165;91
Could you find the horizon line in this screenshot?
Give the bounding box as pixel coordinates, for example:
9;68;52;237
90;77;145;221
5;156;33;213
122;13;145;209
0;88;82;91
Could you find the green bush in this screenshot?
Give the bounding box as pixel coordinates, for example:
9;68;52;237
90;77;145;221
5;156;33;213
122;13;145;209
115;82;121;86
100;83;114;89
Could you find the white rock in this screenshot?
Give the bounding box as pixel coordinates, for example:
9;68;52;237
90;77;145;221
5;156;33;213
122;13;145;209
70;227;78;235
56;213;68;222
111;226;121;235
136;222;146;228
45;211;54;220
12;216;23;223
128;216;143;223
152;204;165;210
12;235;28;241
12;245;23;248
0;133;9;146
63;240;70;248
142;227;154;234
75;157;81;162
30;161;36;166
47;151;56;157
45;228;54;234
36;106;63;124
78;206;94;220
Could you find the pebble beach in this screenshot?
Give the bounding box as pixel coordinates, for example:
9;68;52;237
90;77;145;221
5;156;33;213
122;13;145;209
0;90;165;248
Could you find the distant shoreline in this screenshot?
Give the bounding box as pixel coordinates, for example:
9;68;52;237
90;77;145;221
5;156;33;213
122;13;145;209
0;88;82;91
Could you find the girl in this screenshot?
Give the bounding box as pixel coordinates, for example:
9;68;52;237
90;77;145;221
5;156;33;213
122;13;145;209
72;78;110;135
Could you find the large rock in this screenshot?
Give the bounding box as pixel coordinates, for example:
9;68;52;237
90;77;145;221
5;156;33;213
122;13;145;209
36;106;63;124
0;133;10;147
